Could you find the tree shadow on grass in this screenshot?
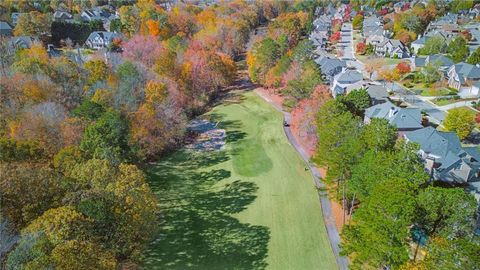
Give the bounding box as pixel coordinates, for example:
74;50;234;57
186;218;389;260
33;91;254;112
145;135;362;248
143;150;269;270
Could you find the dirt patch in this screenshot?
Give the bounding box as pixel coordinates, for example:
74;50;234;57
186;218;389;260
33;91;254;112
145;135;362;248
255;87;285;109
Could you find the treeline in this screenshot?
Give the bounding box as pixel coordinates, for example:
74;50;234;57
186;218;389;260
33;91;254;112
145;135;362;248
51;20;105;47
314;93;480;269
0;1;282;268
247;1;324;108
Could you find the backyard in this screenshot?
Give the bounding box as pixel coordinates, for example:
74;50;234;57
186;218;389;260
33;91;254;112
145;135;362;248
141;91;337;269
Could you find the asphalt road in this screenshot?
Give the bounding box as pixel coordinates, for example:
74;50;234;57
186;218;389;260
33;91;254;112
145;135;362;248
340;22;446;125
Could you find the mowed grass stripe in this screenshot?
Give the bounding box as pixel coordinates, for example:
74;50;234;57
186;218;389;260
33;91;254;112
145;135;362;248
142;91;337;270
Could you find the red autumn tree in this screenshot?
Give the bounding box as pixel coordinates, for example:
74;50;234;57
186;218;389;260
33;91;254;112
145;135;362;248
475;112;480;124
329;31;341;44
356;42;366;55
395;62;411;75
460;30;472;41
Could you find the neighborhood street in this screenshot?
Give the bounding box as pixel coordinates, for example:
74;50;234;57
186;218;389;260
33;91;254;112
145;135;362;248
340;22;447;125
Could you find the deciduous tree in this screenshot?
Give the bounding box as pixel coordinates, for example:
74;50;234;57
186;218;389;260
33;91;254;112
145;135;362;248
342;178;416;269
416;187;477;239
80;110;131;164
443;108;475;140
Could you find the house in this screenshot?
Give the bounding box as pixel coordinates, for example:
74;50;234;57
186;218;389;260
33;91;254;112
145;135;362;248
331;69;363;97
0;21;13;37
81;7;113;22
411;56;427;70
365;100;423;132
313;15;331;32
447;62;480;91
425;13;458;34
363;16;387;46
309;31;329;49
8;36;38;51
363;16;383;36
316;56;346;84
11;12;25;26
375;39;410;58
404;127;480;184
85;31;119;49
53;10;73;22
366;85;389;105
411;36;429;54
365;29;386;47
458;80;480;98
425;54;454;72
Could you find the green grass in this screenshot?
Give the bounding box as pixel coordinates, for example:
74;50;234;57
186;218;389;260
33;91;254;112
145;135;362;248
141;92;337;269
355;54;405;65
417;86;456;97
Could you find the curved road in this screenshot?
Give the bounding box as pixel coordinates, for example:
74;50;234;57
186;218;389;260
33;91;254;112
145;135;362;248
255;89;349;270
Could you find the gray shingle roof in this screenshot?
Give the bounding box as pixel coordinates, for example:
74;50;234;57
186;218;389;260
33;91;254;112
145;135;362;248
415;57;426;67
366;85;388;100
452;62;480;80
427;54;454;67
0;21;12;30
405;127;465;165
317;57;346;75
336;69;362;84
365;101;423;130
412;36;429;45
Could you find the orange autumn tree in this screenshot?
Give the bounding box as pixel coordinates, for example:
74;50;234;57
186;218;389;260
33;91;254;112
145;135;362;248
146;19;160;36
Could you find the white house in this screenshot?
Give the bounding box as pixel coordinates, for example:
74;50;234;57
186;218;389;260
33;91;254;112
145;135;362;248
331;68;364;97
375;39;410;58
85;31;118;49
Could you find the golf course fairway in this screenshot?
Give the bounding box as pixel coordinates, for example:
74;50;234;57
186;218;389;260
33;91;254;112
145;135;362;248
142;91;337;269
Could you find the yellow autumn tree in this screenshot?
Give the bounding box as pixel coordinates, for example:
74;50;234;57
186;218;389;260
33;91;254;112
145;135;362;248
144;80;167;105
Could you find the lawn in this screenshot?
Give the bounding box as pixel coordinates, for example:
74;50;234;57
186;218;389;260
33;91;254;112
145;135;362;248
402;82;457;97
432;97;477;106
356;54;404;65
141;91;337;270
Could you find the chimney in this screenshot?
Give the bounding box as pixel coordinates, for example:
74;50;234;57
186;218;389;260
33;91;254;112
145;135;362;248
388;107;396;118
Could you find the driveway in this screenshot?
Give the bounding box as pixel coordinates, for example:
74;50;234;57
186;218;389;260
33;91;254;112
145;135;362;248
384;81;446;124
339;21;446;125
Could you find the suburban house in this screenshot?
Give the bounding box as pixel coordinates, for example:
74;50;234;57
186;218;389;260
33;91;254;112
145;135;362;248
425;54;454;73
8;36;38;51
81;8;109;22
11;12;25;26
366;85;389;105
447;62;480;92
331;68;363;97
404;127;480;184
466;26;480;54
411;56;427;70
0;21;13;37
53;10;74;22
85;31;119;49
363;16;388;46
365;100;423;132
365;29;386;46
375;39;410;58
310;31;329;49
313;15;331;32
411;36;430;54
425;13;458;34
316;56;346;84
363;16;383;37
